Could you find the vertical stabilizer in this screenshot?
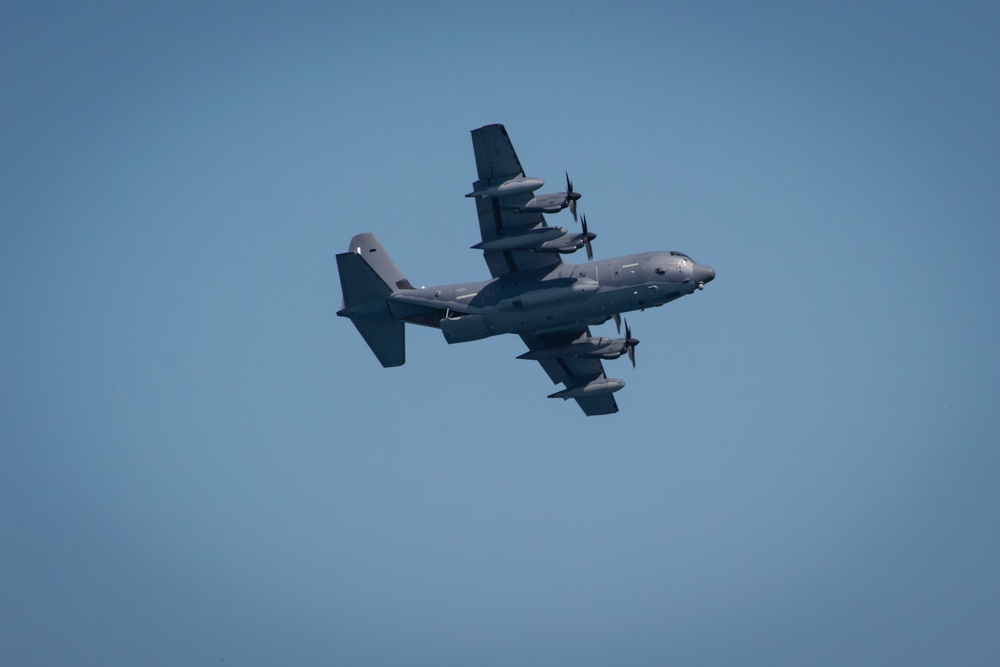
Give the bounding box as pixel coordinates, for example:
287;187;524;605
343;233;413;292
336;233;410;367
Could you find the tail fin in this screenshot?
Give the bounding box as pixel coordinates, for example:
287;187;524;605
336;233;411;367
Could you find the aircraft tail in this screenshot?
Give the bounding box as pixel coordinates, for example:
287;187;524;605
336;233;413;367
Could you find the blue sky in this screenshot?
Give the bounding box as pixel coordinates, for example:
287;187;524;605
3;2;999;665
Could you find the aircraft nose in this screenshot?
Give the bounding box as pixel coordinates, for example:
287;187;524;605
693;263;715;288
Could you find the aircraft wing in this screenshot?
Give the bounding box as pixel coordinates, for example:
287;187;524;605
520;328;620;416
469;124;564;278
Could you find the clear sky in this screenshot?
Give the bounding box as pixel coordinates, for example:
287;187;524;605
3;2;999;665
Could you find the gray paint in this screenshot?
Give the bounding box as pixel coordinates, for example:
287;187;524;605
337;124;715;414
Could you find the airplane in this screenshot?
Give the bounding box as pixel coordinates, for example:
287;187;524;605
336;124;715;415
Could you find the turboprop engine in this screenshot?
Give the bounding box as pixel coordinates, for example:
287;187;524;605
519;173;582;219
472;226;567;252
465;176;544;199
517;320;639;366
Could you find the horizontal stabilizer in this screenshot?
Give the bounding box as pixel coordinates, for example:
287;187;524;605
349;315;404;367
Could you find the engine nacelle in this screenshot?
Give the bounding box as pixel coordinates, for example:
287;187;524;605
517;337;626;361
440;314;492;344
466;176;544;199
519;192;570;214
472;226;567;252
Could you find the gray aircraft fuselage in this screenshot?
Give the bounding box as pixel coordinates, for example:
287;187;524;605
388;250;715;343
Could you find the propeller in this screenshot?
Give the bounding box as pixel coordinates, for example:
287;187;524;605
565;172;582;221
624;319;640;368
613;312;621;333
580;214;596;261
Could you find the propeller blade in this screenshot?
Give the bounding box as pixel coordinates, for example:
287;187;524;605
565;171;581;221
582;214;593;260
623;319;639;368
613;312;621;334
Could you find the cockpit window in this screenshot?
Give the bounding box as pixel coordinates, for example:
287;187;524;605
669;251;690;259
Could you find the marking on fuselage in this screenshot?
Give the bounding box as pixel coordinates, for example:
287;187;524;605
456;293;478;300
622;263;639;268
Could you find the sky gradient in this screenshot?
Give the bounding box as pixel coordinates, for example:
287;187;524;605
3;2;999;665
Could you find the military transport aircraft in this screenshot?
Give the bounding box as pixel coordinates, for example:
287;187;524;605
336;124;715;415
